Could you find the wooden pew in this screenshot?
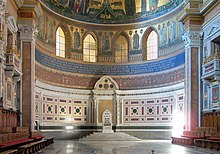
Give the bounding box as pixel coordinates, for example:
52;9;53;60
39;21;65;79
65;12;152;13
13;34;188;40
171;136;194;145
45;137;54;146
18;140;46;154
0;149;18;154
195;139;220;150
0;127;32;152
30;131;44;141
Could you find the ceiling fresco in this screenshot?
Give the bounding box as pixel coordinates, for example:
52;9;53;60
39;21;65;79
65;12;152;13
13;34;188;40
40;0;183;24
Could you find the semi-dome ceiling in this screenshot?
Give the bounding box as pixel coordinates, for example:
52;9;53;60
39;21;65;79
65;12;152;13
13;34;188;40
40;0;184;24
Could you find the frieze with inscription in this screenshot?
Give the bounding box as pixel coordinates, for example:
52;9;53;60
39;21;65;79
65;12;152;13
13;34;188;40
36;49;185;76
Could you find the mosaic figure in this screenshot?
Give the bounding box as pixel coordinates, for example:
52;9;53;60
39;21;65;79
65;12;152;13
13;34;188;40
149;0;158;11
74;29;80;49
133;30;139;50
59;0;70;8
178;22;184;39
38;16;45;39
68;0;75;11
160;23;167;47
170;21;176;44
74;0;84;14
141;0;147;12
102;33;110;52
125;0;136;16
48;20;54;43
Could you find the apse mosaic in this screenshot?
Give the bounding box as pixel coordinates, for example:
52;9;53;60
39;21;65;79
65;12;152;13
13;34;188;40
123;96;184;123
35;94;89;124
40;0;183;24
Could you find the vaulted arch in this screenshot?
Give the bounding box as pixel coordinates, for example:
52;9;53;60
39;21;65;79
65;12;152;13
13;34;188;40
55;24;72;58
112;31;130;63
82;32;98;62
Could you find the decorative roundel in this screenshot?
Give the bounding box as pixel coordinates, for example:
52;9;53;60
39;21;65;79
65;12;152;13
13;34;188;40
76;108;80;113
105;79;108;83
149;108;153;113
110;84;114;88
61;107;65;112
48;106;52;112
163;107;167;112
99;84;103;88
104;84;109;89
133;109;137;113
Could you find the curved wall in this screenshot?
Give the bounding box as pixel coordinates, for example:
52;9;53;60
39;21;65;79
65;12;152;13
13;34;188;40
35;1;186;136
36;1;185;62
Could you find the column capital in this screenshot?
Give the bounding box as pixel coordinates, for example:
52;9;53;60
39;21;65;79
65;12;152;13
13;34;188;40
5;70;14;78
182;29;203;47
0;0;7;17
18;24;38;41
12;75;21;83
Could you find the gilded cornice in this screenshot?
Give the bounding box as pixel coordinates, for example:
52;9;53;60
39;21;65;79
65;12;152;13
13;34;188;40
177;0;203;26
200;0;219;15
18;0;43;19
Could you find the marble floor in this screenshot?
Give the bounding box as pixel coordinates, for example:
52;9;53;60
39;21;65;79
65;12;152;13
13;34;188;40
38;140;220;154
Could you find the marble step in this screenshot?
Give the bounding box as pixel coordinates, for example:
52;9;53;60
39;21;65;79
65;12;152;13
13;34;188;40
80;132;141;141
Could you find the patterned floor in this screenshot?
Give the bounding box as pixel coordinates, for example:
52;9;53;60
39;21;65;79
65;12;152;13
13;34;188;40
38;140;220;154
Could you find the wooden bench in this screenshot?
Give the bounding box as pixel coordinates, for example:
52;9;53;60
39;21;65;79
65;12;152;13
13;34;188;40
0;149;18;154
18;140;46;154
30;131;44;141
45;137;54;146
171;136;194;145
0;138;34;152
195;139;220;150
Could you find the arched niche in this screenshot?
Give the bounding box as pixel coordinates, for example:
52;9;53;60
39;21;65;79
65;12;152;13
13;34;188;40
93;76;119;127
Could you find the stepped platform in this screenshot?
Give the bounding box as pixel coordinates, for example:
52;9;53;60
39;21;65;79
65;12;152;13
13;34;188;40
80;132;141;141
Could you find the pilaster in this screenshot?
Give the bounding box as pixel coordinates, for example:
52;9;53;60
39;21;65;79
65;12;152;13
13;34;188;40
0;0;7;106
115;94;121;126
178;0;204;131
18;0;42;131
